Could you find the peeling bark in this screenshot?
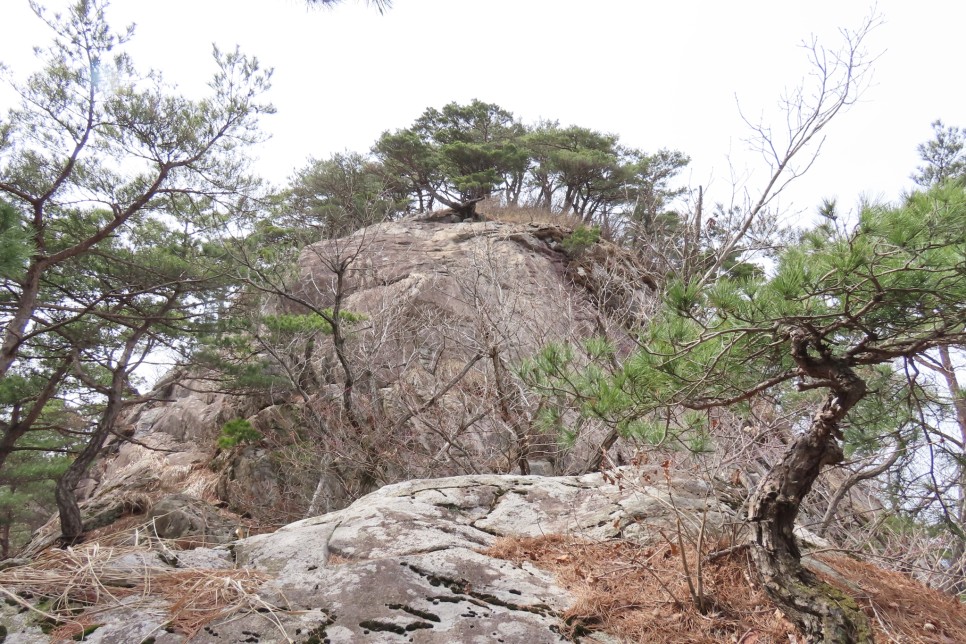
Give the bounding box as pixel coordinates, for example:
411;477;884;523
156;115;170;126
747;327;872;642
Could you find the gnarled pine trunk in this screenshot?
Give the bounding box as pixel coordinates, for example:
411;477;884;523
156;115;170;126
746;328;872;643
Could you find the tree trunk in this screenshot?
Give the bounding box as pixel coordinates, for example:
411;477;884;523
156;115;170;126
1;511;10;559
54;307;165;544
56;424;108;543
55;400;122;544
329;260;362;432
936;345;966;593
746;328;872;643
0;263;43;380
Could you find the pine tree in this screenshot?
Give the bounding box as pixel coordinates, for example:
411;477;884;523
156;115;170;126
0;0;271;542
524;183;966;640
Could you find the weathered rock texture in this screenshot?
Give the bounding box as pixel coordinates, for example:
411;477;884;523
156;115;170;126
1;469;734;643
34;219;652;544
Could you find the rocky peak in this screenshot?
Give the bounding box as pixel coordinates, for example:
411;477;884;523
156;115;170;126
27;218;653;548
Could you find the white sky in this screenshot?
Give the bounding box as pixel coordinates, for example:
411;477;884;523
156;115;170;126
2;0;964;224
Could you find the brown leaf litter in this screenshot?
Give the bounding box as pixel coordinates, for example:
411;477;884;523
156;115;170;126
485;534;966;643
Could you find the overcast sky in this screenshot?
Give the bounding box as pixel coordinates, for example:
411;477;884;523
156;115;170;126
3;0;964;224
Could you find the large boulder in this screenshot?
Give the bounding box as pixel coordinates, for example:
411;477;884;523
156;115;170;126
61;219;651;534
146;494;241;546
0;470;732;643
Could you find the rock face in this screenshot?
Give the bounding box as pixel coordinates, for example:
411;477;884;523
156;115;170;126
146;494;241;545
1;469;735;643
46;219;652;542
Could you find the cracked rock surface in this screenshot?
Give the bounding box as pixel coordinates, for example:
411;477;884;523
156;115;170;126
4;470;734;643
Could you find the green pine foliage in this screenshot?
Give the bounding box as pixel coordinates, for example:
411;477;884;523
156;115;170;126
0;200;32;280
0;0;273;540
285;152;409;239
368;100;689;228
561;225;601;256
522;183;966;458
217;419;263;449
913;120;966;187
261;311;366;334
196;308;365;394
0;411;78;556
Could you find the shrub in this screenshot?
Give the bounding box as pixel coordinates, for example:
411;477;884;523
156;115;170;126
562;225;601;255
217;419;262;449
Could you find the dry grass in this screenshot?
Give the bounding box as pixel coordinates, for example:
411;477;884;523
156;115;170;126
487;534;966;643
0;539;271;639
813;554;966;643
479;202;583;229
7;526;963;641
486;534;798;643
156;567;273;635
325;552;357;566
